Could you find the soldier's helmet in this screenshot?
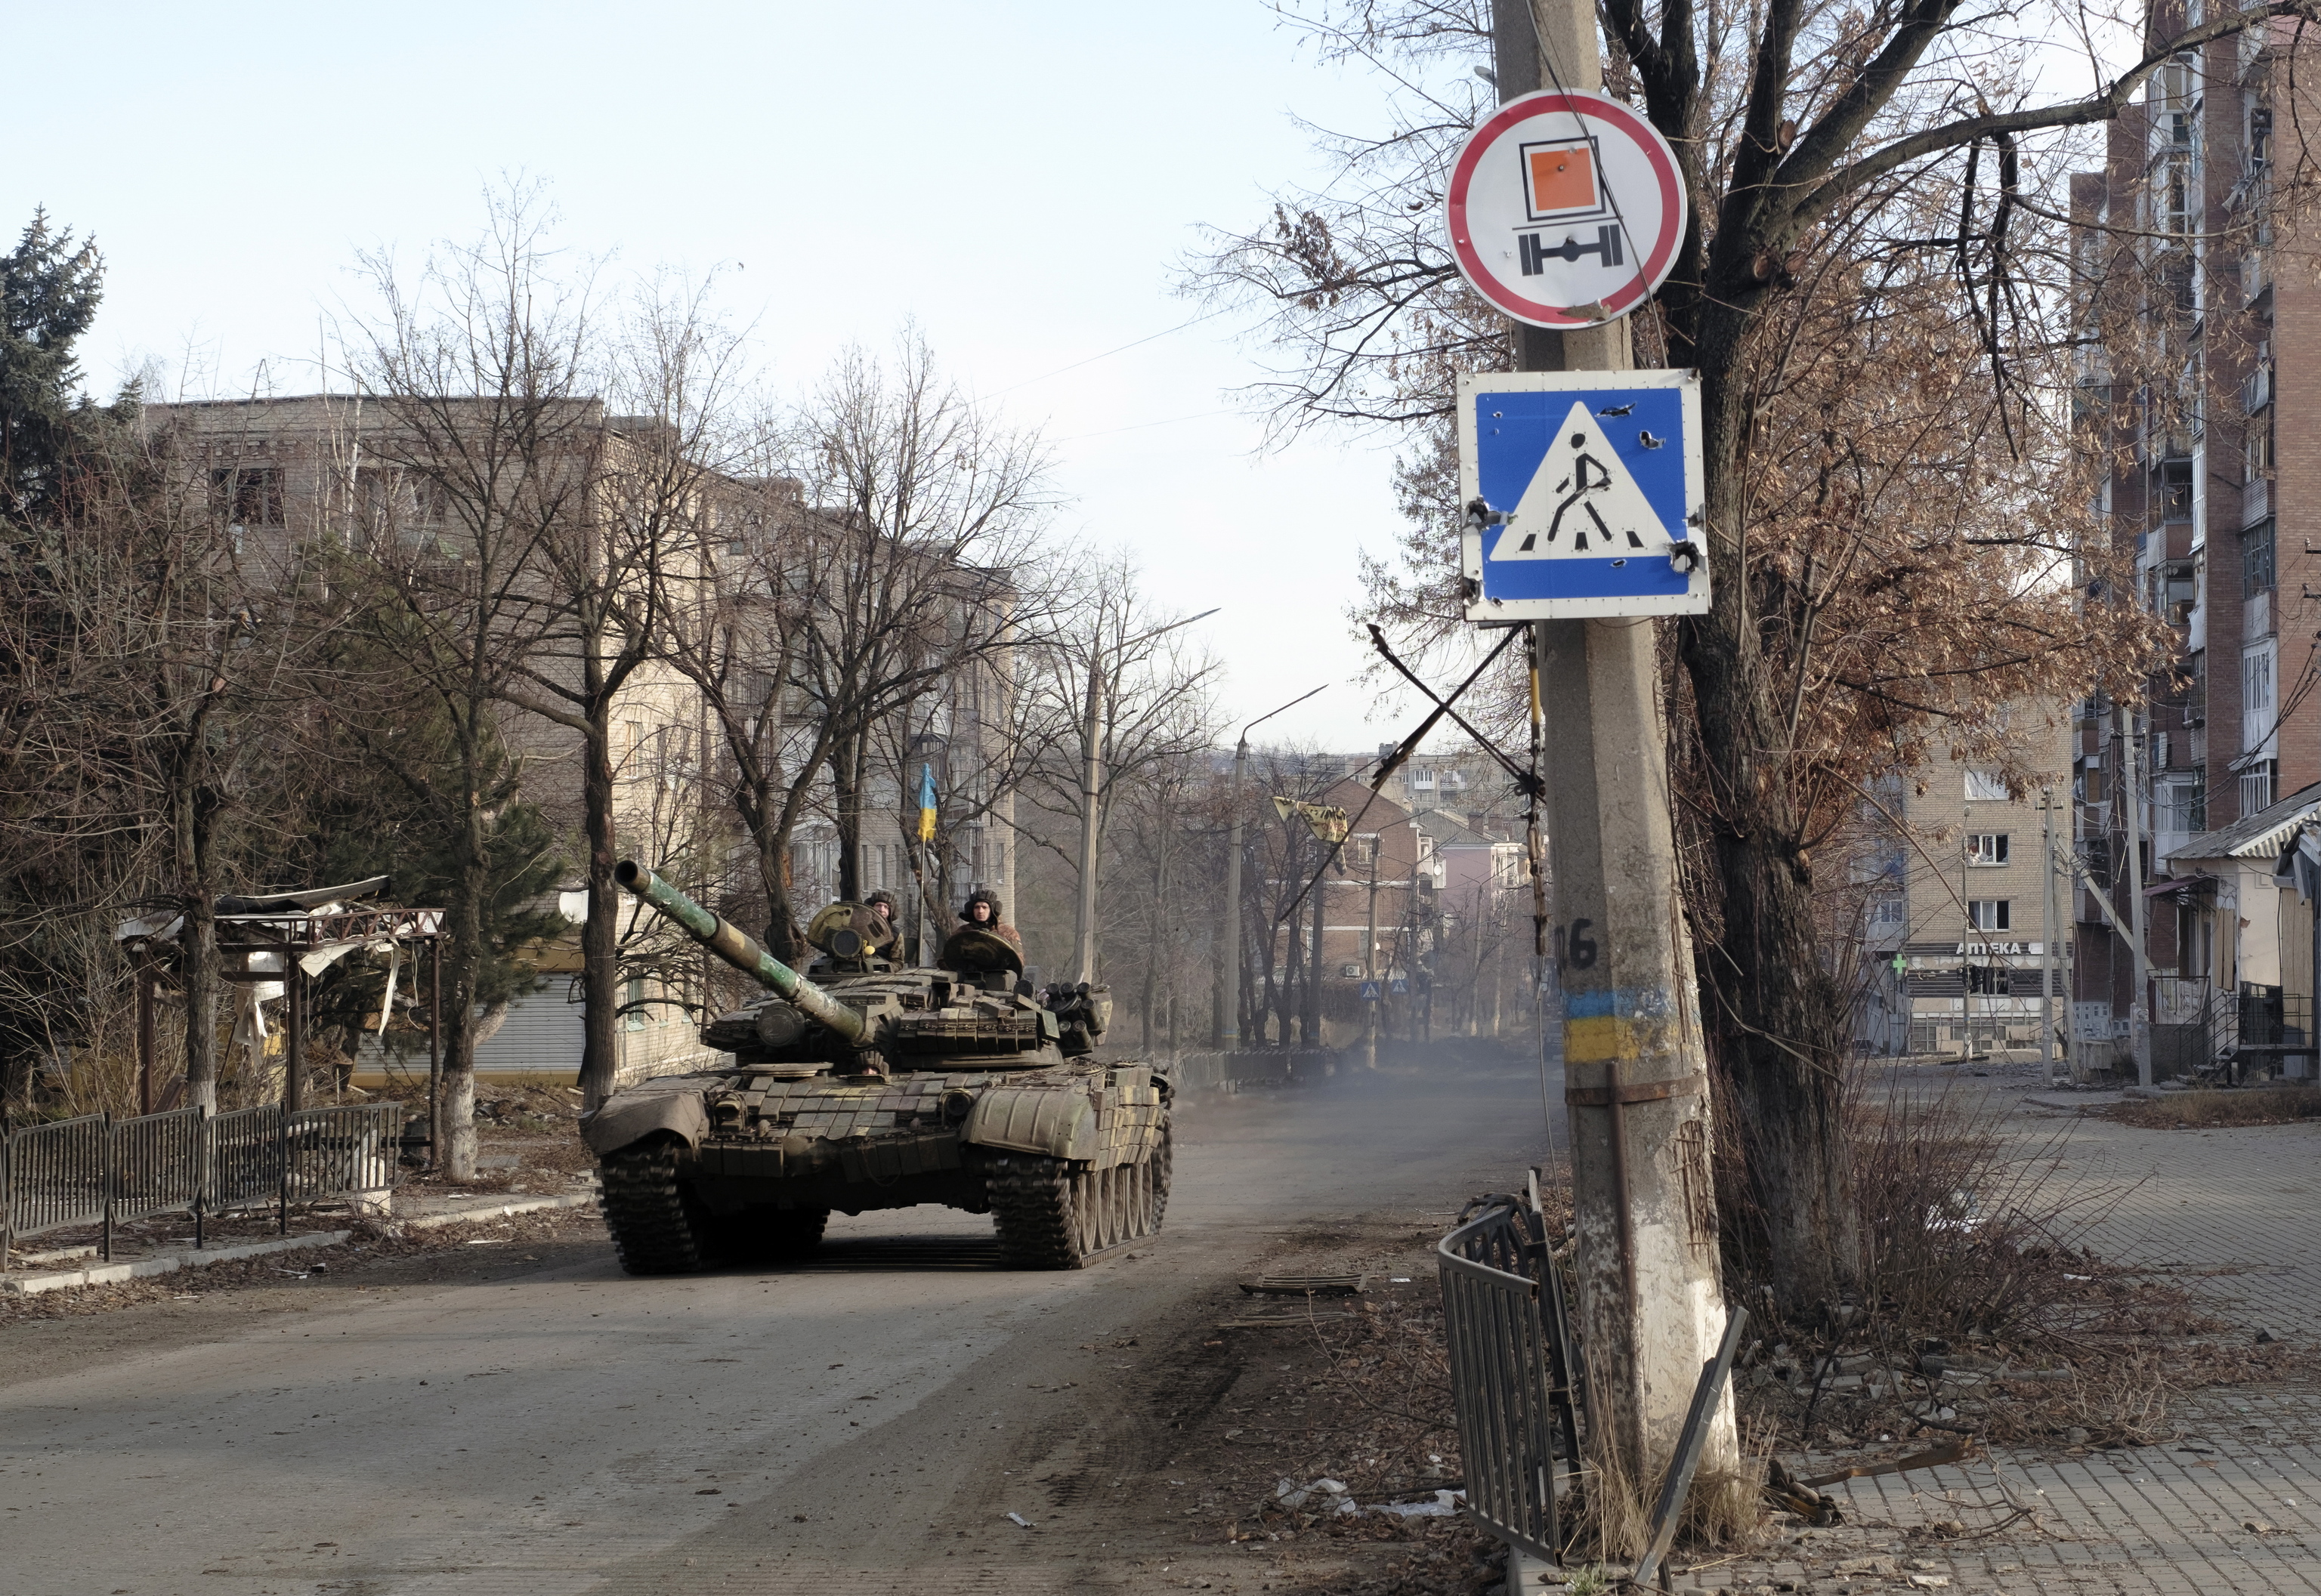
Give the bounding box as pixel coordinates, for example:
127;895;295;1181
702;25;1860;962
960;888;1003;925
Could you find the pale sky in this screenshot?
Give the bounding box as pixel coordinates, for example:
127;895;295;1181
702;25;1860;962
2;1;1442;755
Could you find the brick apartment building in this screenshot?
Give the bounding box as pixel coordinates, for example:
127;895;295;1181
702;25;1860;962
137;394;1015;1082
2070;11;2321;1075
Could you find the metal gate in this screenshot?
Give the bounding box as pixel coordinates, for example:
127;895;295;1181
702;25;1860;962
1437;1196;1584;1565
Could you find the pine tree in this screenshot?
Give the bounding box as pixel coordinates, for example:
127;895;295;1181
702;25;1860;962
0;209;105;526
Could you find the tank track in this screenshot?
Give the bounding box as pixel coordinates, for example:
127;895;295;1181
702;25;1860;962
1148;1121;1173;1233
987;1157;1085;1270
986;1114;1173;1271
598;1141;706;1276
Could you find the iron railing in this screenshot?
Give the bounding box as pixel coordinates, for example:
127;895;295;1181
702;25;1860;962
209;1104;286;1215
2;1102;403;1269
1437;1196;1585;1566
3;1114;107;1246
284;1104;400;1203
111;1107;204;1227
1169;1048;1342;1092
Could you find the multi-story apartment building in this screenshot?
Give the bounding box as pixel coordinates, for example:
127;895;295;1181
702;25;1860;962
2070;11;2321;1076
137;393;1015;1082
1849;730;2075;1057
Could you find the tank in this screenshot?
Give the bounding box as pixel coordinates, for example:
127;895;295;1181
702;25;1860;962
578;861;1171;1274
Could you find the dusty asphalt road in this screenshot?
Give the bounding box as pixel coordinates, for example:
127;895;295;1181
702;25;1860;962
2;1057;1556;1595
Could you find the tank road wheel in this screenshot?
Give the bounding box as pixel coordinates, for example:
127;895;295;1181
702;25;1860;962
987;1157;1088;1270
1072;1169;1103;1255
1126;1156;1153;1238
1095;1167;1123;1250
598;1139;706;1276
1108;1166;1133;1246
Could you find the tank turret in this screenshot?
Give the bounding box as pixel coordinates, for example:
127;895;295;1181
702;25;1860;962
579;861;1169;1276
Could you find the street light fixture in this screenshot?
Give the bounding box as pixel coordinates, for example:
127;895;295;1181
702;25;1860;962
1219;682;1330;1047
1069;606;1224;985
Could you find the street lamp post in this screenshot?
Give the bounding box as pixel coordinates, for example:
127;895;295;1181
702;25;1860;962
1219;684;1330;1048
1070;607;1222;985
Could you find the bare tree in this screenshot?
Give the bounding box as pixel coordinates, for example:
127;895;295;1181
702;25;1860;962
1186;0;2265;1303
32;418;316;1113
1016;552;1221;986
335;192;607;1161
732;334;1055;947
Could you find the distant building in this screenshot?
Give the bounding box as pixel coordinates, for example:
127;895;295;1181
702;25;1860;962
1841;722;2074;1058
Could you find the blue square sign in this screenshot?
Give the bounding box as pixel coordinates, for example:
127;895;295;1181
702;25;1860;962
1458;369;1709;621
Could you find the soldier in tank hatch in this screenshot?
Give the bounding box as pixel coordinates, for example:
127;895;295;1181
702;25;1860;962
960;888;1021;952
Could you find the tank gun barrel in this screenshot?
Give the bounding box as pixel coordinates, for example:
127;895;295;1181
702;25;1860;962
613;861;867;1046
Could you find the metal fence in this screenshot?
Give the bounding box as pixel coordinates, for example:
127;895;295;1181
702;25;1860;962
1437;1197;1584;1566
2;1102;403;1267
209;1104;286;1214
112;1107;204;1226
284;1105;400;1202
1168;1048;1343;1092
4;1114;107;1242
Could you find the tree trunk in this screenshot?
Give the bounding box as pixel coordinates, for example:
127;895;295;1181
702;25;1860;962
437;815;490;1181
1677;347;1864;1307
756;817;802;964
832;726;865;903
179;891;219;1113
576;717;621;1110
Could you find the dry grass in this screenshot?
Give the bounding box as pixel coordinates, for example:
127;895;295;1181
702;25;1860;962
2101;1086;2321;1129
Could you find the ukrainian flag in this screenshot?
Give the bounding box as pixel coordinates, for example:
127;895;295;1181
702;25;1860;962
917;764;938;842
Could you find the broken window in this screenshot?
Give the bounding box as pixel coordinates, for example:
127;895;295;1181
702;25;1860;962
212;466;283;526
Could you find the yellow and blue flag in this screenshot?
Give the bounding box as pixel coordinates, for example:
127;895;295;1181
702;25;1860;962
917;764;938;842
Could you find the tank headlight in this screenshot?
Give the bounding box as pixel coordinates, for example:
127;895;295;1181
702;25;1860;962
940;1088;976;1123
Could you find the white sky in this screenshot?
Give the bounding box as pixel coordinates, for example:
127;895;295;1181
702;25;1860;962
1;0;1436;755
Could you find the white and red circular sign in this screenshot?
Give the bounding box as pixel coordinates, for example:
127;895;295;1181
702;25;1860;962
1446;89;1687;329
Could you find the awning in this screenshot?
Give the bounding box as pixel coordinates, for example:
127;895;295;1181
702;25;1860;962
2143;873;2213;897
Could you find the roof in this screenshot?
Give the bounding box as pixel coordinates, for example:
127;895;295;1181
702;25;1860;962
2164;779;2321;866
1412;810;1515;848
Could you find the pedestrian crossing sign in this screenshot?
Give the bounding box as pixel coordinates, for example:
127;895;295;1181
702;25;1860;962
1458;369;1709;621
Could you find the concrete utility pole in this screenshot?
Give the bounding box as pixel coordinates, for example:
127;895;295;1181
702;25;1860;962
2041;788;2057;1078
2120;705;2152;1086
1364;838;1382;1068
1491;0;1741;1527
1220;685;1328;1048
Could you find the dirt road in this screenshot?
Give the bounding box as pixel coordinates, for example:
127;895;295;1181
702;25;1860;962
1;1054;1556;1595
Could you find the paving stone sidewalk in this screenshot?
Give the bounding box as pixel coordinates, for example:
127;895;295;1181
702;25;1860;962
1662;1082;2321;1595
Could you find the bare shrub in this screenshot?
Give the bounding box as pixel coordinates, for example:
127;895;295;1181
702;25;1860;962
1849;1081;2114;1344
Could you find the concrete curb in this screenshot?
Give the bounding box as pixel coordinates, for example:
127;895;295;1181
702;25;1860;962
393;1192;598;1232
0;1192;598;1297
2;1230;352;1296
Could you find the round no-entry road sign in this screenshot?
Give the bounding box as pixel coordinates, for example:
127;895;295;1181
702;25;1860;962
1446;89;1686;329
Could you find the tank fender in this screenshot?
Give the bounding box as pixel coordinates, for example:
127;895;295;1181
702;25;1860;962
579;1082;711;1156
964;1086;1100;1161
